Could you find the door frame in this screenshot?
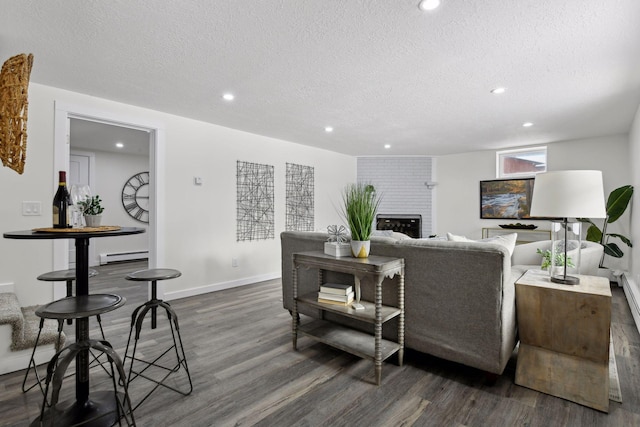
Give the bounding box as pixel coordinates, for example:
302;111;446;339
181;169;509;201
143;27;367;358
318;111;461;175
53;101;165;300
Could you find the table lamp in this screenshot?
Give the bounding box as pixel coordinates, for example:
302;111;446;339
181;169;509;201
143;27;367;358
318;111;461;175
530;170;606;284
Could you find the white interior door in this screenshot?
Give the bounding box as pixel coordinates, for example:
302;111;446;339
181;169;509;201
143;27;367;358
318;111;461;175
69;152;94;267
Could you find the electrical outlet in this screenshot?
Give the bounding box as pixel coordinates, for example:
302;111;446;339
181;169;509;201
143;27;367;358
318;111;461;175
232;258;239;267
22;201;42;216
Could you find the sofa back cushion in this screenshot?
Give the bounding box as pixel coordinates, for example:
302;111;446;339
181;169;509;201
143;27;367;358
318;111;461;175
446;232;517;257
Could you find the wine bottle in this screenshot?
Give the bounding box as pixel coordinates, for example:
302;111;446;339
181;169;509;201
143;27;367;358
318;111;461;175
52;171;71;228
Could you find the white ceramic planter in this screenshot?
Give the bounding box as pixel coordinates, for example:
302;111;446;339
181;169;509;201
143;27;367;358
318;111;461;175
84;214;102;227
350;240;370;258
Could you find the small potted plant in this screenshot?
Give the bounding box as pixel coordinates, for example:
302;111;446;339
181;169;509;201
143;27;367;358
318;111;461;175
341;183;381;258
78;195;104;227
537;248;575;275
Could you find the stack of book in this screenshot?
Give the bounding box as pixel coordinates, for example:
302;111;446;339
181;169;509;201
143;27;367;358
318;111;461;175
318;283;354;306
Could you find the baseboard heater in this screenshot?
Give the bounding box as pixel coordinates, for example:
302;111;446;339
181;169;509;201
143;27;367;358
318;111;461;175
99;250;148;265
621;273;640;336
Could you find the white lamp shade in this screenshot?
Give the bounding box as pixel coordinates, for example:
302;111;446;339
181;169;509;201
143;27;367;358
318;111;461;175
530;170;607;219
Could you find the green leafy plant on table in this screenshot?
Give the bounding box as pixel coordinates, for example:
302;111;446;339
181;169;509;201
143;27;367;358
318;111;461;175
578;185;633;268
78;195;104;215
537;248;575;270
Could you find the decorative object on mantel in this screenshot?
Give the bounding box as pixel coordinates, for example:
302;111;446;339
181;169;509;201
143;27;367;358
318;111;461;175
324;225;350;257
78;195;105;228
0;53;33;175
499;223;537;230
341;183;381;258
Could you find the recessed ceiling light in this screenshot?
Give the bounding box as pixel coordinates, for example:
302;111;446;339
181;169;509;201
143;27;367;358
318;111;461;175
491;87;506;94
522;122;534;127
325;126;334;133
222;93;235;101
384;144;391;149
115;142;124;148
419;0;440;11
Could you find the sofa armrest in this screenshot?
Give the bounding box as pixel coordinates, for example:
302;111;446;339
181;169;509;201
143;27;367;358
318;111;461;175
511;239;604;276
578;242;604;276
511;240;551;266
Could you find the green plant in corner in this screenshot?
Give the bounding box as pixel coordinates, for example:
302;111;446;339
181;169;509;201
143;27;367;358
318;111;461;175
341;183;381;241
78;195;104;215
578;185;633;268
537;248;575;270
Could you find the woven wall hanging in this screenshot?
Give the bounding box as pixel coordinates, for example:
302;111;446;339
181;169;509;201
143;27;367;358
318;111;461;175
0;53;34;175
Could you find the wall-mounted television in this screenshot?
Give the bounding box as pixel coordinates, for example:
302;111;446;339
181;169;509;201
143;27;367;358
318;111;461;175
480;178;535;219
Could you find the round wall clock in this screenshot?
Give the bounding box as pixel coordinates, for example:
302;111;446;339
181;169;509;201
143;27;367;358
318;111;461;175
121;171;150;223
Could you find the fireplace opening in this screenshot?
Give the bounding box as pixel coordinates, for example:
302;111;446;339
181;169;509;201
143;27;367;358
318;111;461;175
376;214;422;238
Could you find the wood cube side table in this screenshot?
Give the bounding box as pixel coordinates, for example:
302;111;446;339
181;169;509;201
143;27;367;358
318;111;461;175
515;270;611;412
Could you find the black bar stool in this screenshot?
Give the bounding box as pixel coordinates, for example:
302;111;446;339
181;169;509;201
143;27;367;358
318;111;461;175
22;268;100;396
36;294;136;426
37;268;99;310
124;268;192;410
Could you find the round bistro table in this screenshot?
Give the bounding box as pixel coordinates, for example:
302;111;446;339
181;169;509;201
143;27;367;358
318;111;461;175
4;226;145;426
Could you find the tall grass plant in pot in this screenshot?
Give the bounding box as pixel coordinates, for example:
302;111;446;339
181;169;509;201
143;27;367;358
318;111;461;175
341;183;381;258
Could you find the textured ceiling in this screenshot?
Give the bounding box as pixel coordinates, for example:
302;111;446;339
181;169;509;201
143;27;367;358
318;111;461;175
2;0;640;156
70;119;150;156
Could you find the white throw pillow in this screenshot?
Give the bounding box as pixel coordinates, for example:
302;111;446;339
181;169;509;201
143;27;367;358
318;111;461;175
446;232;517;257
392;231;413;240
371;230;394;238
446;232;474;243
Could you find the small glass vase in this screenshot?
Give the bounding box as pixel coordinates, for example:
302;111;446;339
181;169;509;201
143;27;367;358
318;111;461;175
550;220;581;284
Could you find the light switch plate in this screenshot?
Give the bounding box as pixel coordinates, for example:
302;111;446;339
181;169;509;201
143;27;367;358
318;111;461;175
22;201;42;216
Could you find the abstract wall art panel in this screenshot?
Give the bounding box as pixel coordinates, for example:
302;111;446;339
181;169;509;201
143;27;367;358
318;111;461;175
286;163;314;231
236;160;275;241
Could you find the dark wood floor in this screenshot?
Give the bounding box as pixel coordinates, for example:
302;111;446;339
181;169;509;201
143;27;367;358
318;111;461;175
1;260;639;426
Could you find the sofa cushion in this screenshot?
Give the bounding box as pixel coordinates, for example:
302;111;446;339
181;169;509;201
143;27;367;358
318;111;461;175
447;232;517;257
371;230;394;238
371;230;414;240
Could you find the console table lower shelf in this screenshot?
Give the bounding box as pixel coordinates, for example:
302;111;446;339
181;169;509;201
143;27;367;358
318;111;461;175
298;319;402;363
292;251;405;386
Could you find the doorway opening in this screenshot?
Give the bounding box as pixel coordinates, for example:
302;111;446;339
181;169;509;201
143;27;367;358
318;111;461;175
53;101;165;300
69;119;150;268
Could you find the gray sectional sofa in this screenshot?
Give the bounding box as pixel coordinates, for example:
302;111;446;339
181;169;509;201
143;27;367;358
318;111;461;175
281;230;523;375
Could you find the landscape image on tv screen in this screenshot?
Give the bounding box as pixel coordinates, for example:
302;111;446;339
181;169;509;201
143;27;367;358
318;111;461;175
480;178;534;219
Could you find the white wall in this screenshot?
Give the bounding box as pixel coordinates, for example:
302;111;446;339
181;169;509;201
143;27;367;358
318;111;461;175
91;150;150;265
0;83;355;306
436;135;631;269
629;104;640;282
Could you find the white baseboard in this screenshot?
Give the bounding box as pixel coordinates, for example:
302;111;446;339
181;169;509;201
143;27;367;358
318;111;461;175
163;272;280;301
622;273;640;336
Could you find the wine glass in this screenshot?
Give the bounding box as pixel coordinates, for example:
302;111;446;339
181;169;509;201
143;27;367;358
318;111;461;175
71;185;91;227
